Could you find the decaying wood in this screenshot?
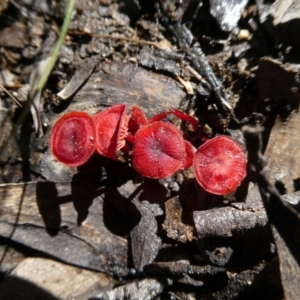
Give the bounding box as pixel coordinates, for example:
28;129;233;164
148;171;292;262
193;191;300;238
144;261;226;278
1;0;300;298
57;55;105;100
144;261;227;291
7;258;114;300
166;20;233;116
194;204;267;238
163;197;195;243
0;182;129;277
209;0;248;32
138;46;182;76
130;199;163;273
69;61;186;118
257;57;300;114
265;111;300;194
211;260;283;299
89;278;167;300
243;126;300;300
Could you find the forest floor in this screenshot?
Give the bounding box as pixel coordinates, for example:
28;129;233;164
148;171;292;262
0;0;300;299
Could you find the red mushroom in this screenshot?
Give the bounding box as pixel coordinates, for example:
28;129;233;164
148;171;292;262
50;111;96;167
93;104;130;159
180;140;195;170
132;121;187;179
170;108;198;131
128;106;148;135
193;136;247;195
148;108;198;131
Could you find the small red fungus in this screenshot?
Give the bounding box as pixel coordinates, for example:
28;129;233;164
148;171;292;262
128;106;148;134
180;140;195;170
93;104;130;159
169;108;198;131
50;111;96;167
148;108;198;131
132;121;186;179
193;136;247;195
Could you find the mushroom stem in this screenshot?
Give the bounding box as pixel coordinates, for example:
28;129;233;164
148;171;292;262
148;108;198;131
148;111;170;123
170;108;198;131
128;106;148;134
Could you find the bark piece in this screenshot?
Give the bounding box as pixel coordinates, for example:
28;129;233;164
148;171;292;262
0;182;129;277
70;61;186;118
138;47;181;76
9;258;114;300
163;197;195;243
144;261;227;291
0;22;28;48
57;55;103;100
265;111;300;194
210;0;248;32
99;178;168;274
166;21;233;119
193;191;300;238
130;199;163;272
257;57;300;114
272;225;300;300
211;260;283;299
144;261;226;277
272;0;300;49
101;178;167;273
89;278;166;300
194;206;267;239
0;243;26;273
243;126;300;300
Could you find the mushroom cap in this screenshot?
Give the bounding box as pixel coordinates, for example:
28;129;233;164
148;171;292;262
132;121;186;179
93;104;129;159
180;140;195;170
128;106;148;135
50;111;96;167
194;136;247;195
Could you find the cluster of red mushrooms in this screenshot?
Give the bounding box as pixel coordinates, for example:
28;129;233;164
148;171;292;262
50;104;247;195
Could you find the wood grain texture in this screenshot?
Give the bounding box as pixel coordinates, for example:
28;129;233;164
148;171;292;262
70;61;186;118
193;191;300;238
0;182;129;277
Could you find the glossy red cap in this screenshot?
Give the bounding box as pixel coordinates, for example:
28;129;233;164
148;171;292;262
50;111;96;167
132;121;186;179
193;136;247;195
180;140;195;170
93;104;129;159
128;106;148;135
